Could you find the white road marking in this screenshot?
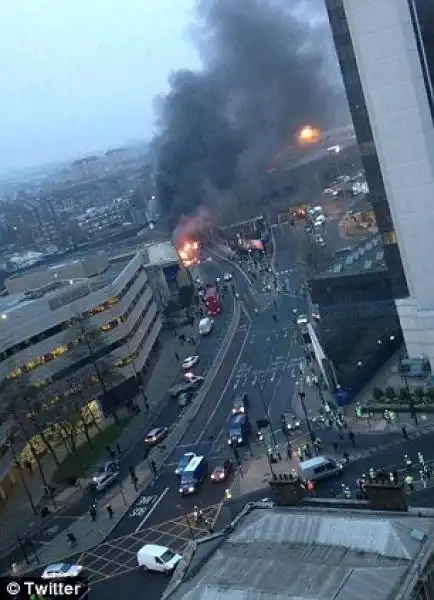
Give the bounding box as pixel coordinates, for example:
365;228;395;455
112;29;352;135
135;487;169;533
196;323;252;443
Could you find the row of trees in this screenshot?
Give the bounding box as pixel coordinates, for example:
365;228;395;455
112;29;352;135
372;385;434;404
0;313;133;499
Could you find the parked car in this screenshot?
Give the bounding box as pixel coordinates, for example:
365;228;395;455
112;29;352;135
182;355;199;370
144;427;168;445
198;317;214;335
169;376;204;398
42;563;83;579
89;460;120;492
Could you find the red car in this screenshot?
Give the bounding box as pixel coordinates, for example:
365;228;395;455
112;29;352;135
210;459;233;483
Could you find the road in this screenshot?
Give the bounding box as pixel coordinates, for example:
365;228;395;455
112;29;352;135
22;226;434;600
65;239;317;597
0;259;235;570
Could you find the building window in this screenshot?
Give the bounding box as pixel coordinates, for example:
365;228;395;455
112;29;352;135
382;231;397;245
0;267;149;366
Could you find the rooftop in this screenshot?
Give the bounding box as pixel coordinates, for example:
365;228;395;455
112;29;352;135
143;241;179;268
316;234;387;280
170;507;434;600
0;256;132;318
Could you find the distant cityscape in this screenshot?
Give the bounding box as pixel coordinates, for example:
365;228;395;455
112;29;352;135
0;142;157;280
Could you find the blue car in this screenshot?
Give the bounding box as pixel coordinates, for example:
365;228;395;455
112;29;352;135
175;452;196;476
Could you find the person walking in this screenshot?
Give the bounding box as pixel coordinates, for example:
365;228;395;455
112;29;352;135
348;431;356;448
89;504;97;523
106;504;114;520
129;466;138;491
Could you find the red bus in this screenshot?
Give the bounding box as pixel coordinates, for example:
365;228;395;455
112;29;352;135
204;286;221;316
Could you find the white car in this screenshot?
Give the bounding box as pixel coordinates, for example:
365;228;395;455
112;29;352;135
198;317;213;335
182;355;199;370
223;272;233;281
297;314;308;326
42;563;83;579
137;544;182;573
323;188;338;197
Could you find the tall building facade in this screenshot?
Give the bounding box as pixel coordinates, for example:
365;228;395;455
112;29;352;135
326;0;434;366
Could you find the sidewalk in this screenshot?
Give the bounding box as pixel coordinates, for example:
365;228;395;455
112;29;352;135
5;462;154;576
0;319;198;561
231;445;299;499
297;353;434;436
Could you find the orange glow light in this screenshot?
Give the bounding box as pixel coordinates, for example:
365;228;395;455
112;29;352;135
298;125;321;144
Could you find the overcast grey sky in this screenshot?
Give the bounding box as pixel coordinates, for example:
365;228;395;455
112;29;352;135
0;0;200;173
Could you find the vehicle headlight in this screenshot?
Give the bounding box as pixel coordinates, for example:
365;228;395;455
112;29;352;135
219;474;224;479
211;474;215;479
228;439;232;445
240;407;244;413
238;437;242;443
179;488;183;493
188;487;194;492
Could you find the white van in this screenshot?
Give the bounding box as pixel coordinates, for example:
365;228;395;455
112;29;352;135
137;544;182;573
299;456;343;482
198;317;213;336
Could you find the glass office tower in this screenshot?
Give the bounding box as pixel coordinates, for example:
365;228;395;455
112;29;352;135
325;0;434;368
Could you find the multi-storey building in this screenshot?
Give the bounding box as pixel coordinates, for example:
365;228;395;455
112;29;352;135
325;0;434;368
0;250;161;418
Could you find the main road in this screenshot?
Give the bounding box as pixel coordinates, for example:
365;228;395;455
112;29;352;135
24;227;427;600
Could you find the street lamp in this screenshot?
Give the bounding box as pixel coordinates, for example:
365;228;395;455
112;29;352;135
298;389;316;445
257;380;278;448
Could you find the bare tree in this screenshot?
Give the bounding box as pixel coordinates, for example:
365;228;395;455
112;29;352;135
0;377;56;499
68;313;124;422
0;375;62;472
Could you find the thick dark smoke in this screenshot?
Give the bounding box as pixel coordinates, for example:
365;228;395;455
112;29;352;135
153;0;345;224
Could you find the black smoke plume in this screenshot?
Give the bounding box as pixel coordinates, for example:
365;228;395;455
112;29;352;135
153;0;345;224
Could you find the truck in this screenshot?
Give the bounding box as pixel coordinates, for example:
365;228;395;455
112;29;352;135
227;414;252;447
204;286;221;316
179;455;208;495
